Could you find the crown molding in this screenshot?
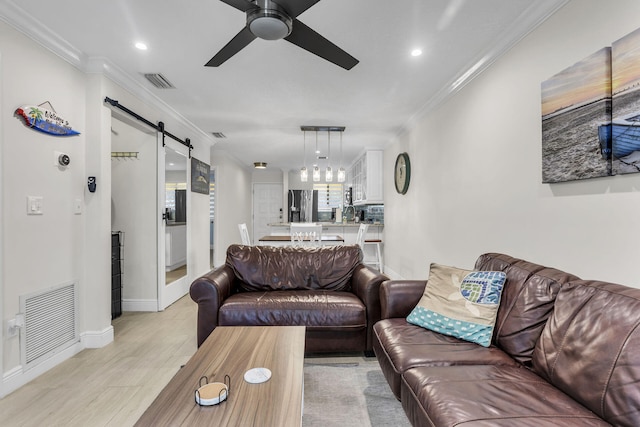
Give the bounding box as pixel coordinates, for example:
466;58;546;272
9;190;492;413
0;0;86;67
0;1;216;146
402;0;569;135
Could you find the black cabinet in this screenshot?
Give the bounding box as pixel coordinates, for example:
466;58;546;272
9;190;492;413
111;232;123;319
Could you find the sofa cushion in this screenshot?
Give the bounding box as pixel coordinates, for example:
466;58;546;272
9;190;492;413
218;290;366;330
401;365;610;427
225;244;362;292
474;253;579;364
532;280;640;427
373;318;521;399
406;263;506;347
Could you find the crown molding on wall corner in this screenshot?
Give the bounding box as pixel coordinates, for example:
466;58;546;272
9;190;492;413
0;0;86;67
402;0;570;136
0;2;217;148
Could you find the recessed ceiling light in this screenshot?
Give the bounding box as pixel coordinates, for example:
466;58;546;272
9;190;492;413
411;49;423;57
135;42;148;50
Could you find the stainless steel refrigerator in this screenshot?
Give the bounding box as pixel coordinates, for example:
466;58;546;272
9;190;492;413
288;190;318;222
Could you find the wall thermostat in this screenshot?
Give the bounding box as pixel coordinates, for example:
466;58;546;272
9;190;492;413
54;151;71;168
58;153;70;166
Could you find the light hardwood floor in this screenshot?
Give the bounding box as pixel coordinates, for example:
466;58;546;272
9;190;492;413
0;295;198;427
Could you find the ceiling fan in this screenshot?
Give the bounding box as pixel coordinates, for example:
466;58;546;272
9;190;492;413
206;0;359;70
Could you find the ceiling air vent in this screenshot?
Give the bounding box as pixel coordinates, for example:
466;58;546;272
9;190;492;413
143;73;175;89
211;132;226;139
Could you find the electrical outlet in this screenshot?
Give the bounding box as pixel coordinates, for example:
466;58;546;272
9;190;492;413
6;318;18;338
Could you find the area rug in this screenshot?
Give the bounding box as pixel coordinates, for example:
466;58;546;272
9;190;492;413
302;357;411;427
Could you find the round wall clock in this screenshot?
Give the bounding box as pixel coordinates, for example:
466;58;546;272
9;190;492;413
394;152;411;195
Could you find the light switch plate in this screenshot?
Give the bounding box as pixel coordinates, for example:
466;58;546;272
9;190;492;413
74;198;82;214
27;196;43;215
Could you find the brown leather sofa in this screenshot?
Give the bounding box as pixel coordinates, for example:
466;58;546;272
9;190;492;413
374;253;640;426
190;244;388;353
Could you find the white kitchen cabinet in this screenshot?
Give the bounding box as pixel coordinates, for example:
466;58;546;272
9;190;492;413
349;150;384;205
165;223;186;271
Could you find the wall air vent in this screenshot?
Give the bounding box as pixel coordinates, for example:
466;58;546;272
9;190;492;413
211;132;226;139
143;73;175;89
20;282;78;370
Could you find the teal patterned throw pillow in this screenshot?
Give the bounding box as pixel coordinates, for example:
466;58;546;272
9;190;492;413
407;263;507;347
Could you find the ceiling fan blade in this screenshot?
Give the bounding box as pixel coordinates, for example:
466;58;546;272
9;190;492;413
275;0;321;18
219;0;258;12
285;20;359;70
205;27;257;67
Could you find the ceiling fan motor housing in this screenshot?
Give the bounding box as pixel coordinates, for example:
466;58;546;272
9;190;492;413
247;0;293;40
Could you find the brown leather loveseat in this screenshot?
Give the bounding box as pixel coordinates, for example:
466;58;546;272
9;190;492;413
190;244;388;353
374;252;640;426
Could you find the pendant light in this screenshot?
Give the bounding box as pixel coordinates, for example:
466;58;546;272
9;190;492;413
300;130;308;182
337;131;346;182
325;130;333;182
312;130;320;182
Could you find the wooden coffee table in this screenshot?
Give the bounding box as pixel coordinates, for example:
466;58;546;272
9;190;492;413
135;326;306;426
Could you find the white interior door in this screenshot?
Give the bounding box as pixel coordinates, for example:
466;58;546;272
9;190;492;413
157;139;190;310
253;183;283;243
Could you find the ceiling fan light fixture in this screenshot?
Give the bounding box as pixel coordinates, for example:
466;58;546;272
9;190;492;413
247;5;292;40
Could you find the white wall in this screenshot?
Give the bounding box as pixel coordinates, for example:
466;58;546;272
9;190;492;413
383;0;640;287
210;148;252;267
0;20;213;396
1;20;87;377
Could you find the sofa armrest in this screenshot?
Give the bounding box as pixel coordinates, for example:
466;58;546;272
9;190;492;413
380;280;427;319
351;264;389;352
189;265;235;347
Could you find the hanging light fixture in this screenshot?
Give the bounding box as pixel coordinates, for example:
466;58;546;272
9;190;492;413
337;130;346;182
325;130;333;182
313;130;321;181
300;130;308;182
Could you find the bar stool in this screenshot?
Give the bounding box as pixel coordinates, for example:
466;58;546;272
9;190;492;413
363;238;383;273
238;223;251;245
355;224;384;273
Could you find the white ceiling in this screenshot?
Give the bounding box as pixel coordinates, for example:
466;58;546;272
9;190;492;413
1;0;567;172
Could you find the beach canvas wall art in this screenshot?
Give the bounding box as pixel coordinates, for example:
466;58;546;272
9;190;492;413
541;47;612;183
611;27;640;175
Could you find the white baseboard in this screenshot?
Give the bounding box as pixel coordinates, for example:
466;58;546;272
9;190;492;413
1;326;115;398
122;299;158;312
1;341;83;398
81;326;114;348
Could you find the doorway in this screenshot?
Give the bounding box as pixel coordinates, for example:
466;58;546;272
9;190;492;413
110;115;158;312
252;183;283;243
